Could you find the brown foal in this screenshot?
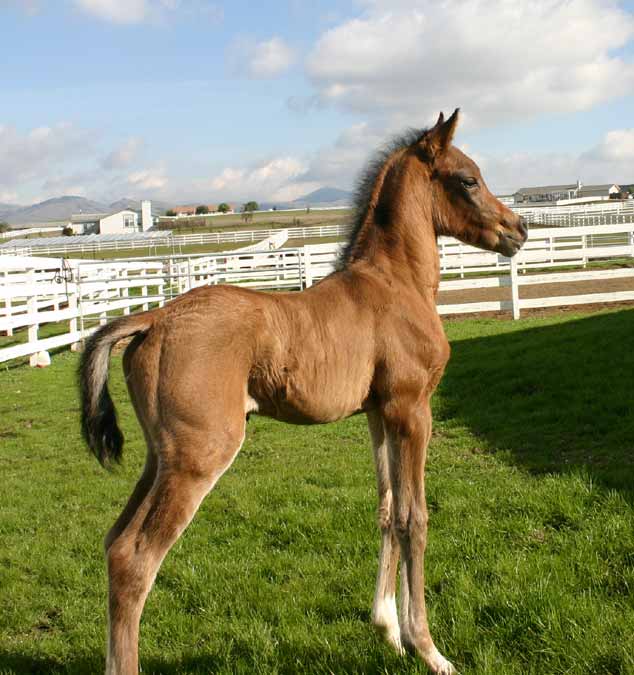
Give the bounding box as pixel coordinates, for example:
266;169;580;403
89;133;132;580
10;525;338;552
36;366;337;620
80;109;527;675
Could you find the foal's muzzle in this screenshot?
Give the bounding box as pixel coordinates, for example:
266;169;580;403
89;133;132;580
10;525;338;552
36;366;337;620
497;216;529;257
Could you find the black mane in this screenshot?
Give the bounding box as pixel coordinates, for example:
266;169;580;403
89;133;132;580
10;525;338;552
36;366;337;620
338;126;429;268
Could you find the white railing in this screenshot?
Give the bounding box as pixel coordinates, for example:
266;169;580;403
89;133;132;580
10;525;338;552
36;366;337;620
0;224;349;257
511;200;634;227
0;224;66;240
2;222;633;365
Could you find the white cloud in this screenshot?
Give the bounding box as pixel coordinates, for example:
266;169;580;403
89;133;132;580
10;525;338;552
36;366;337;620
0;122;170;202
228;36;295;79
0;122;98;192
249;37;294;78
72;0;223;24
475;127;634;194
583;128;634;162
74;0;147;23
126;166;168;191
101;137;144;170
306;0;634;128
198;157;311;202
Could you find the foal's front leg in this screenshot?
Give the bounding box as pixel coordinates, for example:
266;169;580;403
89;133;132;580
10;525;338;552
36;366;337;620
367;411;402;654
384;399;456;675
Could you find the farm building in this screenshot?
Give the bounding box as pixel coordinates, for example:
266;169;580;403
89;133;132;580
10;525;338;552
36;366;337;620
514;182;620;204
70;200;155;234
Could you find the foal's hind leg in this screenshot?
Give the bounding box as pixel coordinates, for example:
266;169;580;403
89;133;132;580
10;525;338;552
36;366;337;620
367;410;402;654
105;425;244;675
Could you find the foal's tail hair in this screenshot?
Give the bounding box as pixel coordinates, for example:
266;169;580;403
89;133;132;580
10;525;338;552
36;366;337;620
79;312;154;469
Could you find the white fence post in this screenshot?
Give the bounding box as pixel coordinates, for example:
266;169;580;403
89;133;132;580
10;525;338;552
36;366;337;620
3;269;13;336
27;268;41;366
304;246;313;288
510;256;520;320
122;268;130;315
69;292;80;352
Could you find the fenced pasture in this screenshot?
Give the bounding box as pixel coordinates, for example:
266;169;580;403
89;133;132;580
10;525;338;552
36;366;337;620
0;224;350;259
2;222;634;366
1;309;633;674
156;206;352;233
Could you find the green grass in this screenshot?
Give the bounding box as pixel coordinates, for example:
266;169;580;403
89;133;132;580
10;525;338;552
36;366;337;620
1;308;633;674
157;208;351;234
31;235;344;261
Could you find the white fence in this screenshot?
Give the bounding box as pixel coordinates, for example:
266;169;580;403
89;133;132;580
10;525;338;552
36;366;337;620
1;223;633;365
0;224;349;257
511;200;634;227
0;225;66;240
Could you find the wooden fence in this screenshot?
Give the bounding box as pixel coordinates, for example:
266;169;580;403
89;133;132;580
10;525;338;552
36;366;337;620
1;223;633;365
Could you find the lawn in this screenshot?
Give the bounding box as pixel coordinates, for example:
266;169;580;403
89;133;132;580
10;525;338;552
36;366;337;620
156;208;351;234
1;308;633;674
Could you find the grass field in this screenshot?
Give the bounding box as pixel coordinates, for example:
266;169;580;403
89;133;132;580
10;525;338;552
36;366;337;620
1;308;633;674
156;208;352;234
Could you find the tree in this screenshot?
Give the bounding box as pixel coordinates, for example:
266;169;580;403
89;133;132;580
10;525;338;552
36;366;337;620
243;201;258;213
0;221;10;234
195;205;210;215
217;202;230;213
62;225;74;236
165;209;177;217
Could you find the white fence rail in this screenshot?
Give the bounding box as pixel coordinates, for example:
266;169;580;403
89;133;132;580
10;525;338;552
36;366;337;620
0;224;349;257
2;223;633;365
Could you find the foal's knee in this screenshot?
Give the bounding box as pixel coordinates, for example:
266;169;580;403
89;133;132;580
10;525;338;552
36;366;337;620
377;489;393;531
393;504;428;545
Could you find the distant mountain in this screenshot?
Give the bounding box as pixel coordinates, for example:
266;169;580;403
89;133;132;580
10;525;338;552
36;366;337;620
3;196;107;225
0;202;22;215
292;187;353;206
1;195;169;226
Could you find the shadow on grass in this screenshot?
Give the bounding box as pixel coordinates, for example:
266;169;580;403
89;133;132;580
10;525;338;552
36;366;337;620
0;645;415;675
0;652;100;675
439;308;634;498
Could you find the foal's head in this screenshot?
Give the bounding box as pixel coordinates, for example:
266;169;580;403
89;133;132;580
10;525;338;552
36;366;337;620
413;109;527;257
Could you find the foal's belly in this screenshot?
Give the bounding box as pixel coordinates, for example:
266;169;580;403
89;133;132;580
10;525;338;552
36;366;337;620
249;364;373;425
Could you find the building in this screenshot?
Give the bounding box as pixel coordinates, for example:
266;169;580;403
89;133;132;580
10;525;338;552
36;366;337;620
70;200;155;234
577;184;621;199
514;181;620;204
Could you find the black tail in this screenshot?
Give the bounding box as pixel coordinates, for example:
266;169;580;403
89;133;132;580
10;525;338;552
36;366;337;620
79;312;154;468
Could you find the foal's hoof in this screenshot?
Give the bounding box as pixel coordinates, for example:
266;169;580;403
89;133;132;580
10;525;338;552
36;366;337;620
426;650;457;675
374;622;405;656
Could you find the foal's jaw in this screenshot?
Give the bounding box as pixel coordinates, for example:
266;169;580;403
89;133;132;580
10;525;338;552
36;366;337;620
492;214;528;257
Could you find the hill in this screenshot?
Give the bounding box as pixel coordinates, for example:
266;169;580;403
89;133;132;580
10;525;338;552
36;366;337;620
2;196;107;225
292;186;352;207
1;195;170;226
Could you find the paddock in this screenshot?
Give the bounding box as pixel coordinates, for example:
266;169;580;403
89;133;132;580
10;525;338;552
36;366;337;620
2;222;634;367
1;308;633;674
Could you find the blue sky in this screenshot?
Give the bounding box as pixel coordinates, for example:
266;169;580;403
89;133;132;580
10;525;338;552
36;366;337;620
2;0;634;205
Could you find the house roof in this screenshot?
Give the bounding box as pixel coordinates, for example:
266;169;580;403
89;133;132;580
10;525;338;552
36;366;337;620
70;209;136;223
578;184;619;191
515;184;578;195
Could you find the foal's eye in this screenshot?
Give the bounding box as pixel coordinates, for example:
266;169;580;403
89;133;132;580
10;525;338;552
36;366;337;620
460;177;478;189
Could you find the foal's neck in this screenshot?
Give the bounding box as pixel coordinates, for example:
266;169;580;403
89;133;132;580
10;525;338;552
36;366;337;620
346;163;440;292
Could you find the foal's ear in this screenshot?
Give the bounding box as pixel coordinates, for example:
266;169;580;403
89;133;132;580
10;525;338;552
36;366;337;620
421;108;460;159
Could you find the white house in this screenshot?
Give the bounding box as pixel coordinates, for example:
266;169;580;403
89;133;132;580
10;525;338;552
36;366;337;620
70;200;154;234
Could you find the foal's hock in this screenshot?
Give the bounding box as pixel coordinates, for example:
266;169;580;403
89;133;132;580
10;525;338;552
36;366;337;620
80;109;528;675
